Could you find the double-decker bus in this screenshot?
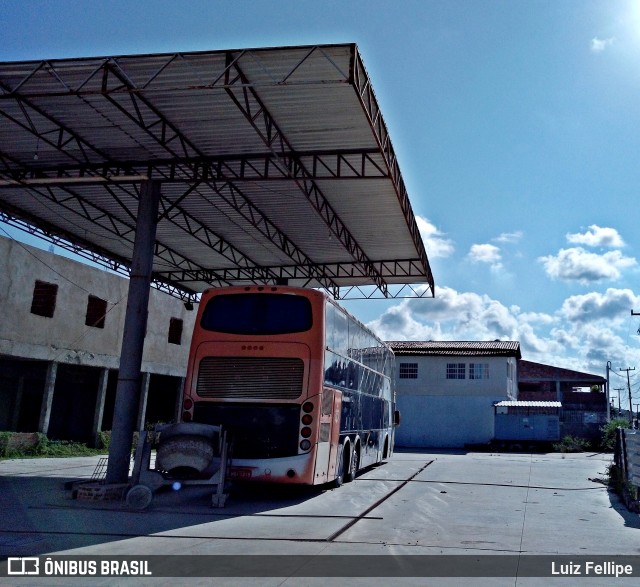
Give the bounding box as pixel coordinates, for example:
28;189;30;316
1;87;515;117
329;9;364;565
181;285;397;486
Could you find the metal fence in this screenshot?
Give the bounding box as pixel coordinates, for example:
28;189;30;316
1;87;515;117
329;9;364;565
615;428;640;489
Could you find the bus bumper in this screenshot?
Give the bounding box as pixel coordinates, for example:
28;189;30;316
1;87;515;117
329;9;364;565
227;454;315;484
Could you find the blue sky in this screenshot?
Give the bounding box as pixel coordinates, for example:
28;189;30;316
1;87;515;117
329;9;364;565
2;1;640;408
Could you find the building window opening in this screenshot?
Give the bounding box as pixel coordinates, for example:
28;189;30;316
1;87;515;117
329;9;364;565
469;363;489;380
168;317;183;345
446;363;466;379
85;295;107;328
30;280;58;318
399;362;418;379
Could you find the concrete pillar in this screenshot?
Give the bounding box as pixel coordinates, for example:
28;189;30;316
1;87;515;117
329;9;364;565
10;375;24;431
106;180;161;484
38;362;58;435
92;368;109;447
136;372;151;431
174;377;185;422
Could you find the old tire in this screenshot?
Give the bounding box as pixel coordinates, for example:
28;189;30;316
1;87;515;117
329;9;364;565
156;435;214;474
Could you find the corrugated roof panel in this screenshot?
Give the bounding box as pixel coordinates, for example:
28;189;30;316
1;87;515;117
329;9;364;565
233;45;353;86
0;44;433;299
315;179;416;260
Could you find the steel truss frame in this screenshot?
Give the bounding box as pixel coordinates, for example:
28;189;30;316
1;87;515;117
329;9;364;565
0;150;388;184
0;45;434;300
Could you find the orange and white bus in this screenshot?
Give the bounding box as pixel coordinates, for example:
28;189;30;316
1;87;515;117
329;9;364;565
181;285;397;486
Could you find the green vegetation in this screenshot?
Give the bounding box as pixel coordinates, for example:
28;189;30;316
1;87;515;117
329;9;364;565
97;430;111;451
607;463;625;493
552;418;632;453
607;462;639;508
599;418;630;451
602;421;640;513
0;431;108;460
553;435;592;453
0;424;168;460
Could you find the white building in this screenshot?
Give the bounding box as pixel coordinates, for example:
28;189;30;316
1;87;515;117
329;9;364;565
388;341;521;448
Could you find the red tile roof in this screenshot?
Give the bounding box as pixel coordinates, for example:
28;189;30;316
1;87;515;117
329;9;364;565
387;340;521;358
518;360;605;383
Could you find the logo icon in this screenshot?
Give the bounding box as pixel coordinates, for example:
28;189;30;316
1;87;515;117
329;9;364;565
7;557;39;575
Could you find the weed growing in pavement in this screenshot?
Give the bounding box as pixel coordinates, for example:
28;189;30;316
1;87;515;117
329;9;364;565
553;435;592;452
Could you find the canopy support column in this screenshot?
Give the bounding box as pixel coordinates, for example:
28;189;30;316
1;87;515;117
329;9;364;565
91;367;109;448
38;362;58;435
106;180;160;484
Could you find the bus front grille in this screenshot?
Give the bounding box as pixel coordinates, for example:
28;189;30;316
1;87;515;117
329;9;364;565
196;356;304;399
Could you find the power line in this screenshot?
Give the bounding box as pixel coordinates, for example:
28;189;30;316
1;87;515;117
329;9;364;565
0;224;121;301
0;225;128;362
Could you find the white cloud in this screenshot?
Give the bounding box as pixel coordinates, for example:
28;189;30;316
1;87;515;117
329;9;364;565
538;247;636;283
367;304;441;341
366;285;640;375
591;36;615;53
550;322;632;370
370;286;522;344
415;216;454;259
493;231;523;244
566;225;625;248
559;288;640;324
468;243;502;271
518;311;556;325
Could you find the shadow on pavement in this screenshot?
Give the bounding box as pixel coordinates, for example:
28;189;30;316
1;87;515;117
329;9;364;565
0;473;325;558
605;486;640;530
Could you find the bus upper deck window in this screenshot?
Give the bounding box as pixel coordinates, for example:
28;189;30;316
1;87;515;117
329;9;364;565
200;293;313;335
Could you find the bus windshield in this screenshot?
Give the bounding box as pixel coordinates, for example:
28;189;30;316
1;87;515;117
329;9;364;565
200;293;313;335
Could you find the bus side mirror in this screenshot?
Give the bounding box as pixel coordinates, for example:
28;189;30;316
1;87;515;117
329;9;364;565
393;410;401;427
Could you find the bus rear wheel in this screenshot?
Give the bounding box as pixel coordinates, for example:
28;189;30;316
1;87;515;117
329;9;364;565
331;443;350;488
346;444;359;483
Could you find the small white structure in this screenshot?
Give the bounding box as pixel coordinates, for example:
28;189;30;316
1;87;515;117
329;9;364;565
388;341;521;448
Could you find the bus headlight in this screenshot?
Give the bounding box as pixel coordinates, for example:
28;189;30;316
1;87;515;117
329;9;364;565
300;426;312;438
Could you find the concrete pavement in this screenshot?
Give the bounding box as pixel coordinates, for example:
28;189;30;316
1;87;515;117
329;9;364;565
0;450;638;586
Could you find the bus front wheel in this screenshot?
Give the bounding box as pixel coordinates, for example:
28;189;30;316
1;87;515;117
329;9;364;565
382;437;389;460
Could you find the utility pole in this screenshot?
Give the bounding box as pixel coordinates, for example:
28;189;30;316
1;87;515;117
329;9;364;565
605;361;611;421
614;388;625;417
619;368;635;428
632;309;640;330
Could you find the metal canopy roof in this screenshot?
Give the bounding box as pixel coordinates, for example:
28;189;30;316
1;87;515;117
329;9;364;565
0;43;433;301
